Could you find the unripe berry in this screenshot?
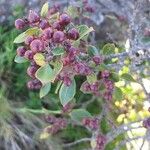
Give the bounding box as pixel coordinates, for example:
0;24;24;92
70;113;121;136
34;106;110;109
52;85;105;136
25;36;34;45
27;65;38;78
39;19;49;29
15;19;25;29
30;39;44;53
68;28;79;40
42;27;53;40
24;50;34;60
28;10;40;23
59;13;71;26
16;46;26;56
53;31;65;43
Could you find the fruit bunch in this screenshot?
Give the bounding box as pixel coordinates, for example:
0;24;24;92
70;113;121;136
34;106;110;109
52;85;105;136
14;3;115;102
15;6;81;89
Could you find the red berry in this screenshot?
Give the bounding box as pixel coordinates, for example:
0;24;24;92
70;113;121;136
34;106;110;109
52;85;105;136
16;46;26;56
15;19;25;29
39;19;49;29
92;56;103;65
25;36;34;45
68;28;79;40
24;50;34;60
42;27;53;40
30;39;44;53
27;65;38;78
59;13;71;26
52;21;62;30
28;10;40;23
53;31;65;43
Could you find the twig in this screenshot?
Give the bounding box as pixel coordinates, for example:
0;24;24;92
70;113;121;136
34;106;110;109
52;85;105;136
62;138;91;147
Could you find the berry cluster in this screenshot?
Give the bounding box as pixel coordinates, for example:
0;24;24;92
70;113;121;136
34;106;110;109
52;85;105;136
82;117;99;130
45;115;67;134
95;134;107;150
15;4;115;101
143;117;150;128
81;69;114;101
15;7;81;89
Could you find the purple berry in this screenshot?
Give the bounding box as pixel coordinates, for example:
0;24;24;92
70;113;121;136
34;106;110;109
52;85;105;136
42;27;53;40
27;65;38;78
59;13;71;26
24;50;34;60
62;40;71;50
68;28;79;40
30;39;44;53
101;70;110;78
53;31;65;43
52;21;62;30
104;80;114;90
25;36;34;45
103;91;112;101
63;76;72;86
28;10;40;23
15;19;25;29
92;56;103;65
90;82;99;92
39;19;49;29
16;46;26;56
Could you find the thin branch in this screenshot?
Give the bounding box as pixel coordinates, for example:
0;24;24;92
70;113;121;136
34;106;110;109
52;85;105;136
62;138;91;147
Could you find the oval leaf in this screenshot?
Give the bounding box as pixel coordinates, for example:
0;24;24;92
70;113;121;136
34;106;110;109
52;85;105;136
70;109;92;123
14;32;28;43
52;47;65;56
102;43;115;55
40;2;49;17
33;53;46;66
35;64;53;85
121;73;135;82
59;79;76;106
88;45;99;56
14;55;27;63
40;82;51;98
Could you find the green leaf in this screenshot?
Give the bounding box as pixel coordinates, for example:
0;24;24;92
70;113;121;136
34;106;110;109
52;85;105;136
35;64;53;85
66;6;79;18
70;109;92;123
59;79;76;106
113;87;123;101
52;47;65;56
77;25;94;41
40;2;49;17
40;83;51;98
102;43;115;55
87;73;97;84
14;27;40;43
49;61;63;82
14;32;28;43
110;72;120;82
14;55;27;63
88;45;99;56
121;73;135;82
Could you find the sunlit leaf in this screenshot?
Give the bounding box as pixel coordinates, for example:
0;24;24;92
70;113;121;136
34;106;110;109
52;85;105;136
40;2;49;17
